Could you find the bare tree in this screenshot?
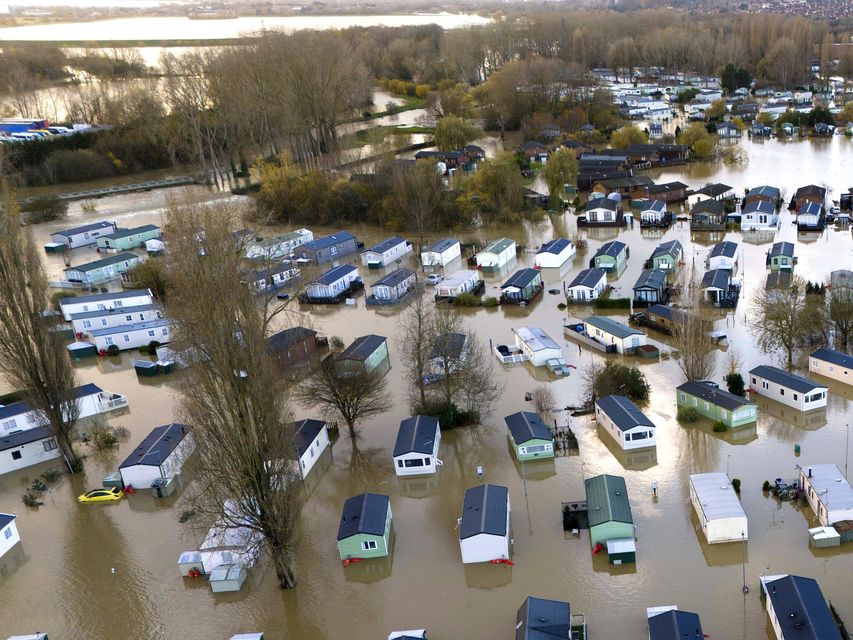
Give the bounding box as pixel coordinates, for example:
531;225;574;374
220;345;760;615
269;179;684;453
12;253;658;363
295;357;390;440
749;275;809;366
827;285;853;352
530;386;555;415
671;277;715;382
0;191;81;472
399;290;433;410
164;200;302;589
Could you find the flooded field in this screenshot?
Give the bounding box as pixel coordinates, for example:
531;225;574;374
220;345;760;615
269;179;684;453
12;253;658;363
1;137;852;639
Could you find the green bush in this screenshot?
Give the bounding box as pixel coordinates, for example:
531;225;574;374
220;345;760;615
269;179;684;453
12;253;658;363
106;344;120;356
762;480;771;491
138;344;150;354
51;290;72;311
453;292;481;307
726;372;745;396
21;196;68;224
416;400;477;429
148;340;161;351
732;478;741;494
677;406;700;423
591;361;651;404
594;297;631;309
482;296;498;308
232;183;261;195
712;421;727;432
557;302;567;310
47;148;115;183
86;422;119;451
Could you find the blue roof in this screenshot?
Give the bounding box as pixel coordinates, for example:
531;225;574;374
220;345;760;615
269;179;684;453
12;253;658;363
337;334;386;362
642;200;666;213
0;513;15;530
394;415;440;456
52;220;114;238
59;289;151;306
746;185;780;200
634;269;667;291
337;493;389;540
810;348;853;369
426;238;459;253
305;231;355;251
766;575;840;640
701;269;730;290
742;200;776;215
0;425;53;452
749;365;825;393
595;395;653;431
583;315;643;339
373;267;414;288
365;236;406;255
505;412;552;444
119;423;190;469
770;241;795;258
594;240;627;259
293;419;326;457
568;267;607;289
652;239;682;258
537;238;572;256
70;303;160;321
798;201;823;216
65;252;139;274
710;241;738;258
460;484;509;539
103;224;160;240
502;268;541;290
516;596;571;640
648;610;704;640
89;318;170;337
314;264;357;286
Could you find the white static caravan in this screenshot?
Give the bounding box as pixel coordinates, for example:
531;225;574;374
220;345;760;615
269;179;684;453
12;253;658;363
459;484;511;564
393;415;441;477
421;238;461;269
475;238;516;273
809;348;853;386
293;419;330;479
0;427;60;475
594;395;656;451
71;304;163;335
689;473;748;544
513;326;562;367
764;575;840;640
741;200;778;231
639;200;668;225
361;236;412;268
59;289;154;321
534;238;575;269
435;270;481;299
581;315;647;355
305;264;360;300
50;220;116;249
707;241;738;272
90;318;171;352
119;423;195;489
0;513;21;560
244;228;313;260
748;366;827;412
566;268;608;301
0;383;124;437
798;464;853;527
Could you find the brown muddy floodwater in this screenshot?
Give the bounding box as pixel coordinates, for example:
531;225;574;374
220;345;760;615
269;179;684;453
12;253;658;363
1;136;853;640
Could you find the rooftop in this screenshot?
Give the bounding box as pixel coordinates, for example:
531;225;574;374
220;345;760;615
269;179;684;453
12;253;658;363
364;236;407;255
502;268;541;290
52;220;114;238
694;183;733;197
337;334;387;362
305;231;356;251
585;197;619;212
691;199;725;215
765;575;840;640
769;241;795;258
89;318;170;337
794;184;827;199
373;267;414;288
634;269;667;291
119;423;190;469
393;415;440;457
431;332;467;360
701;269;730;290
70;303;160;321
0;425;53;452
514;326;560;352
313;264;357;286
641;200;667;213
749;365;825;393
677;380;755;411
60;289;151;306
585;474;633;527
689;472;748;523
293;418;326;457
0;383;103;422
594;240;627;258
595;395;654;431
266;326;317;353
102;224;160;240
810;348;853;369
583;315;643;340
425;238;459;253
504;411;552;444
481;238;515;255
648;610;704;640
800;464;853;513
798;202;823;217
65;252;139;273
537;238;572;256
460;484;509;539
710;241;738;259
742;200;776;215
516;596;571;640
337;493;390;540
745;185;781;199
652;239;682;259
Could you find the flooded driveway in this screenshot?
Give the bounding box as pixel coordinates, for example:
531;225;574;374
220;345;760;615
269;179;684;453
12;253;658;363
1;136;852;640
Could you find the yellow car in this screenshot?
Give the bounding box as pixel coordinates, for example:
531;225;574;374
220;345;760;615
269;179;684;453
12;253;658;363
77;487;124;503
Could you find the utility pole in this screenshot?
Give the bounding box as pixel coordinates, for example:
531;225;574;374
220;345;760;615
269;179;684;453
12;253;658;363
741;531;748;594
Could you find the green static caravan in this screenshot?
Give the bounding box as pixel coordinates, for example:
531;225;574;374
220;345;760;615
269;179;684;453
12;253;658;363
96;225;161;252
336;493;392;560
584;474;634;549
591;240;628;272
648;239;683;272
504;411;554;462
335;335;389;376
766;241;795;272
676;380;757;428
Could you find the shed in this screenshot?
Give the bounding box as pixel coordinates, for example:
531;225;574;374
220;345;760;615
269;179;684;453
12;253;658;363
581;315;646;355
798;464;853;527
633;269;668;304
209;564;247;593
504;412;554;462
0;513;21;560
360;236;411;268
808;348;853;386
689;472;748;544
591;240;628;271
513;326;562;366
393;415;441;476
336;334;389;375
119;423;195;489
594;395;656;451
606;538;636;565
475;238;516;273
584;474;634;548
764;575;840;640
515;596;571;640
293;418;330;479
676;381;757;428
749;366;827;411
459;484;511;564
337;493;392;560
534;238;575;269
420;238;461;268
648;609;704;640
500;269;543;304
566;268;607;301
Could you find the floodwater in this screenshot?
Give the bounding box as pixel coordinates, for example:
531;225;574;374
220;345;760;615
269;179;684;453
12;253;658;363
1;137;853;640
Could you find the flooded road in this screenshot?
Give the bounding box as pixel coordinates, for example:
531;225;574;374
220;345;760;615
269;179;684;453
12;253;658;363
1;136;852;640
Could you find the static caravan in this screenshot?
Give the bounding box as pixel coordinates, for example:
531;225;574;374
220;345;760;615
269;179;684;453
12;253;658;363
504;411;554;461
767;242;795;271
534;238;575;269
392;415;441;476
689;472;748;544
300;231;358;265
434;270;481;299
797;202;824;231
459;484;511;564
798;464;853;527
370;268;416;302
707;241;738;271
743;185;780;207
500;268;543;305
0;427;60;475
50;220;116;249
764;575;840;640
420;238;461;269
304;264;360;300
581;315;646;355
648;609;704;640
591;241;628;271
63;252;142;286
516;597;572;640
701;269;734;306
59;289;154;321
336;335;389;376
639;200;669;226
582;197;623;225
741;200;778;231
676;381;757;428
293;419;330;479
594;395;656;451
513;326;561;366
566;268;607;301
361;236;411;268
245;263;299;293
648;239;682;271
96;225;161;252
809;348;853;386
244;228;313;260
266;327;320;370
90;318;171;352
690;199;726;231
749;366;827;411
336;493;392;560
0;513;21;560
632;269;667;304
119;423;195;489
793;184;826;210
71;304;163;335
475;238;516;273
585;474;634;548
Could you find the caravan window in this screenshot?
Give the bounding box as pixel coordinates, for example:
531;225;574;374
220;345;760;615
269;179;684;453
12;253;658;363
361;540;377;551
404;458;424;467
526;444;548;454
3;528;10;540
43;439;58;451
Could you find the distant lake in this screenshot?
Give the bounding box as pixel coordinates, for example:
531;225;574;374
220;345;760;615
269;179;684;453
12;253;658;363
0;13;491;42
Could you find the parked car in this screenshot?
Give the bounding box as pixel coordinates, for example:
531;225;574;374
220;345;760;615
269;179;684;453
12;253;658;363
426;274;443;285
78;487;124;503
